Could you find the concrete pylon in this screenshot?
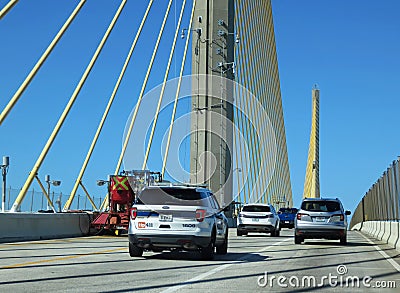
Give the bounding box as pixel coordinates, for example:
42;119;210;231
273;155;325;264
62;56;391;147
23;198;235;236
190;0;234;207
303;86;320;198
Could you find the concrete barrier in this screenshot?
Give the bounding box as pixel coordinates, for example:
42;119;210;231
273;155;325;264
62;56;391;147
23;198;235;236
390;223;397;246
352;222;362;231
352;221;400;252
382;222;391;243
377;221;385;240
0;212;91;243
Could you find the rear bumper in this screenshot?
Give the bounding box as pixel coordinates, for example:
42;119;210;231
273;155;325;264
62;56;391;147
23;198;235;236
237;224;275;232
279;220;294;228
295;228;346;239
129;233;211;250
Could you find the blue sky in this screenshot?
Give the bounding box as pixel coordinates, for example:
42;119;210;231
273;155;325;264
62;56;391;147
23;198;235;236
0;0;399;214
273;0;400;211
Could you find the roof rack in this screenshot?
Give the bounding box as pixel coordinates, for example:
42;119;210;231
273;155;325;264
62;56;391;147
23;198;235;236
152;182;208;188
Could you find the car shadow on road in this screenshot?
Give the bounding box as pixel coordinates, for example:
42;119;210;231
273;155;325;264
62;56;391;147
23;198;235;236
144;250;268;262
301;240;373;247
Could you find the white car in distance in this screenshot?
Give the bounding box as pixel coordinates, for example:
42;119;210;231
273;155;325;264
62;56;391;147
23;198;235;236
237;203;280;236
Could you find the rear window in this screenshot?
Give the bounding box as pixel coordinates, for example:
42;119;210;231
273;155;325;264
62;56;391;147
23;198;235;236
301;201;341;212
137;187;210;206
278;208;298;214
242;205;270;213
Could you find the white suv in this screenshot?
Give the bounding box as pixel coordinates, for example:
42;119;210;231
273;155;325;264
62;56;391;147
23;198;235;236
294;198;351;244
237;204;280;236
128;185;229;260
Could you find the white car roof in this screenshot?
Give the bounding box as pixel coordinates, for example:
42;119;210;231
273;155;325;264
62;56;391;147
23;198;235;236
143;185;210;192
243;203;272;207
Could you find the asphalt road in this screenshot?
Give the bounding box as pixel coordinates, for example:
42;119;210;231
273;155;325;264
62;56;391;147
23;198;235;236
0;229;399;292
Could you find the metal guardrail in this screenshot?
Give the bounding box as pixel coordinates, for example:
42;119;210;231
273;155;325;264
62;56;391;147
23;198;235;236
3;187;104;212
350;157;400;228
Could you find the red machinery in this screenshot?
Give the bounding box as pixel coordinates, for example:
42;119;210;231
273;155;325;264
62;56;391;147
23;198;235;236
91;170;161;235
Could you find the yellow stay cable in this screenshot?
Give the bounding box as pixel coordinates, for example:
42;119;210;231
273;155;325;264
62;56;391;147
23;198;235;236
0;0;18;20
142;0;187;169
64;0;154;211
11;0;127;212
161;0;196;177
0;0;86;125
100;0;173;210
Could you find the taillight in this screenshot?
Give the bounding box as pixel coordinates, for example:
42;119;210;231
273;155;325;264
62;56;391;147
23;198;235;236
195;209;206;222
297;213;309;220
130;207;137;220
331;214;344;222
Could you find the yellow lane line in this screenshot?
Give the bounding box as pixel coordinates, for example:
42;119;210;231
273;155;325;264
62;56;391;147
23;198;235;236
1;247;126;269
0;236;124;249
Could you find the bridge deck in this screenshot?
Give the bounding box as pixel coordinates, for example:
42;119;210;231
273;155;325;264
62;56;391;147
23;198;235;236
0;229;399;292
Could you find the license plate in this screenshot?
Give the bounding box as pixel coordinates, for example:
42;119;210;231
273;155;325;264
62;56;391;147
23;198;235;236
285;221;289;223
315;217;325;222
159;214;173;222
252;218;259;222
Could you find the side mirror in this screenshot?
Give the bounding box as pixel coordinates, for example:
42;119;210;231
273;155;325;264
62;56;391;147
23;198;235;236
345;210;351;216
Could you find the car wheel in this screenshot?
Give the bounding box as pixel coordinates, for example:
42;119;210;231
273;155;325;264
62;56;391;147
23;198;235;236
216;231;228;255
340;235;347;245
237;229;247;236
129;242;143;257
201;230;216;260
294;235;302;244
271;224;279;237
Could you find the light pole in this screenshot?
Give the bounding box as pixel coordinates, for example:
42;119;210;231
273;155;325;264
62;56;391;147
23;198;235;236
96;179;109;186
1;156;9;212
97;178;110;211
45;174;61;211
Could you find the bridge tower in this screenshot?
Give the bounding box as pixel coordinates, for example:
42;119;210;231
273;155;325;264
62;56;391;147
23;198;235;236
190;0;293;209
303;87;320;198
190;0;235;207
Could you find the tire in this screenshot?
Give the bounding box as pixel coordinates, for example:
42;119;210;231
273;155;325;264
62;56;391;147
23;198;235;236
236;231;248;236
201;230;216;260
237;229;247;236
129;242;143;257
216;231;228;255
294;235;302;244
271;224;280;237
340;235;347;245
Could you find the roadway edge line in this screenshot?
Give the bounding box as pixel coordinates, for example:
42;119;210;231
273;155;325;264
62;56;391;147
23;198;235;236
357;231;400;272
